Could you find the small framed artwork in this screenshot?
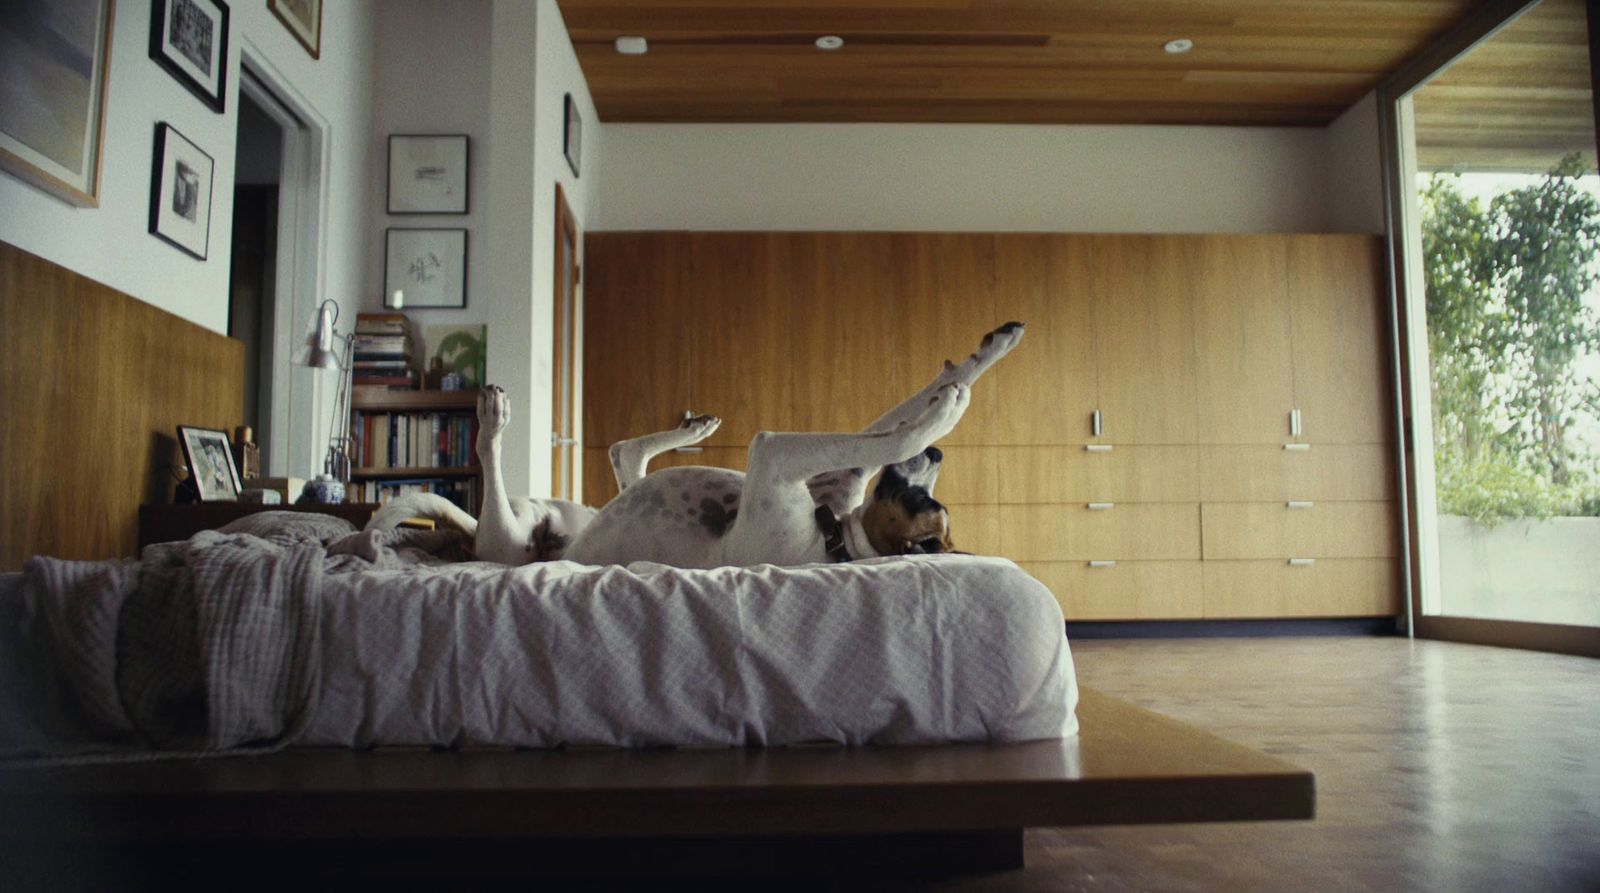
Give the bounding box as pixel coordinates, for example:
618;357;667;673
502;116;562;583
148;123;215;260
562;94;581;178
268;0;321;59
149;0;230;113
0;0;116;206
178;425;243;502
388;134;469;214
385;229;468;309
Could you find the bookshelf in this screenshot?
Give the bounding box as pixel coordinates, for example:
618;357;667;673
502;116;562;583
349;389;482;514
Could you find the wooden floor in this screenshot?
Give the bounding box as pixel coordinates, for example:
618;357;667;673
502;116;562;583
938;636;1600;893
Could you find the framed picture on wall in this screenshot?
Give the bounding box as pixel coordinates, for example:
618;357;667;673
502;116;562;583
563;94;582;178
0;0;116;206
268;0;321;59
149;0;230;113
387;134;469;214
177;425;243;502
148;123;215;260
385;228;468;309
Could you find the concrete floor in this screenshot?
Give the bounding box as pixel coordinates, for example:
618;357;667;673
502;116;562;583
937;636;1600;892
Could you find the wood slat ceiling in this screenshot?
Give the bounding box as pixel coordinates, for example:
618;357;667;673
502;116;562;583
1412;0;1596;172
558;0;1482;126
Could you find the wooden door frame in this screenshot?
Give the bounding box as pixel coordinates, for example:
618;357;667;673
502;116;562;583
1376;0;1600;657
551;184;580;500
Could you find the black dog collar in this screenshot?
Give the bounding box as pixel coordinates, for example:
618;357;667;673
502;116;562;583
814;506;853;563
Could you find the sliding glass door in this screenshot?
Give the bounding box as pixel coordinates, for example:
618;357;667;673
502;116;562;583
1385;0;1600;652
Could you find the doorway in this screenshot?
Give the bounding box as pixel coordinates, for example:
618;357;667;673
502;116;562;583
1381;0;1600;654
228;83;284;472
551;185;580;500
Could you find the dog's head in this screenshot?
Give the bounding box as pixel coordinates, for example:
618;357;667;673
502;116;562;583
862;457;954;556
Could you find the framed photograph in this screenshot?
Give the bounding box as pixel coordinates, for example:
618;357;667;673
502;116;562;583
149;0;229;113
562;94;581;178
268;0;320;59
148;123;215;260
178;425;242;502
0;0;116;206
385;229;468;309
388;134;469;214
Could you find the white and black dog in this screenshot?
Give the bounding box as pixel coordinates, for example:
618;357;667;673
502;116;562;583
369;322;1023;568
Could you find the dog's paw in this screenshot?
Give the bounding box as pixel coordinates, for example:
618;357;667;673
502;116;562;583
477;385;510;440
679;413;721;442
939;322;1025;386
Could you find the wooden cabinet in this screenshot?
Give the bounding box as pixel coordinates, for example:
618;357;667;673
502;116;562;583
583;233;695;447
1091;236;1200;445
1287;236;1394;445
583;232;1399;622
1191;236;1296;444
1203;559;1400;618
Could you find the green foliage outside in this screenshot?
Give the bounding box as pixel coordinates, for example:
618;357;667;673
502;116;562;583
1421;156;1600;524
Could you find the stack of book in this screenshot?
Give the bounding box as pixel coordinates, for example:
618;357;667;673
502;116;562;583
353;313;417;390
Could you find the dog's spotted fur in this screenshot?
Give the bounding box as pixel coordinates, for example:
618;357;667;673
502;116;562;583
370;323;1024;569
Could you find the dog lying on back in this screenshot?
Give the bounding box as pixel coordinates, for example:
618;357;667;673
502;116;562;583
370;322;1024;569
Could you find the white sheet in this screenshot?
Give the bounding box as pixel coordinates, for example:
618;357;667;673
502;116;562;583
304;555;1078;748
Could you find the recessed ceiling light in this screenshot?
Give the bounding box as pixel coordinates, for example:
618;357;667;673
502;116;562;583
615;36;648;55
1164;38;1194;54
815;35;844;50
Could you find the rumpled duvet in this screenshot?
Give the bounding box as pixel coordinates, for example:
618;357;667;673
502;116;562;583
0;513;1079;762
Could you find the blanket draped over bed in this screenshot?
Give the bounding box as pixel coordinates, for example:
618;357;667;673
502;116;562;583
0;514;1078;762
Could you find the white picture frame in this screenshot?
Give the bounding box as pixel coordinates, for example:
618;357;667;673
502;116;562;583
387;134;469;214
385;228;468;309
0;0;116;206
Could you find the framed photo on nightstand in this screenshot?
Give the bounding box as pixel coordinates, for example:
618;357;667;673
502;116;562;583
177;425;242;502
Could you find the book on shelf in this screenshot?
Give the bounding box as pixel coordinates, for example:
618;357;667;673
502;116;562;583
351;408;478;470
355;312;410;336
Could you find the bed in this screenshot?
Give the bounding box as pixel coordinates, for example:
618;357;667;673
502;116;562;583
0;244;1311;882
2;512;1076;758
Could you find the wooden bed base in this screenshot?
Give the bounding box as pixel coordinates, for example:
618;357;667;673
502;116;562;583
0;690;1312;882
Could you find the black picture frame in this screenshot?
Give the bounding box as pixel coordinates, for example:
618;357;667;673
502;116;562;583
148;0;230;113
563;94;581;178
177;425;242;502
148;123;215;260
384;228;468;309
387;134;470;214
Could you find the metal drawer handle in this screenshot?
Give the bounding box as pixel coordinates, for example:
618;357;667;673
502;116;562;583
1092;409;1103;437
1288;558;1316;567
1283;443;1311;451
1287;501;1314;509
1085;444;1114;453
1088;560;1117;568
674;447;703;454
1087;502;1114;511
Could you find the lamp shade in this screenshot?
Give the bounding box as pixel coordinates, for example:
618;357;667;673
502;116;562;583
305;300;340;369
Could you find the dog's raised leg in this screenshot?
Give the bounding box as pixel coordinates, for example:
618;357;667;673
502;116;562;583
724;383;971;565
805;322;1023;513
608;414;721;491
473;385;538;565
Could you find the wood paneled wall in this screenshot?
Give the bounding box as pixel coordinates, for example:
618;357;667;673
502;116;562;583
582;232;1398;621
0;242;243;570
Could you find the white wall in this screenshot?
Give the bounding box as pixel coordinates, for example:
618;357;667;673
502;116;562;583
375;0;600;497
1325;91;1386;234
0;0;377;335
368;0;492;341
594;123;1364;234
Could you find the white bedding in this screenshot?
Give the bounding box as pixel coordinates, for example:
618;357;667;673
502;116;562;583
0;515;1078;759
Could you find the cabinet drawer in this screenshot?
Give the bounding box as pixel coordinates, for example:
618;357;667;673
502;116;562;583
1023;560;1203;621
1199;444;1394;502
934;446;1198;505
1203;558;1400;618
1201;502;1397;559
997;503;1200;561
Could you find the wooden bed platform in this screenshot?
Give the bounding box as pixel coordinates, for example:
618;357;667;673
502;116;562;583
0;689;1312;883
